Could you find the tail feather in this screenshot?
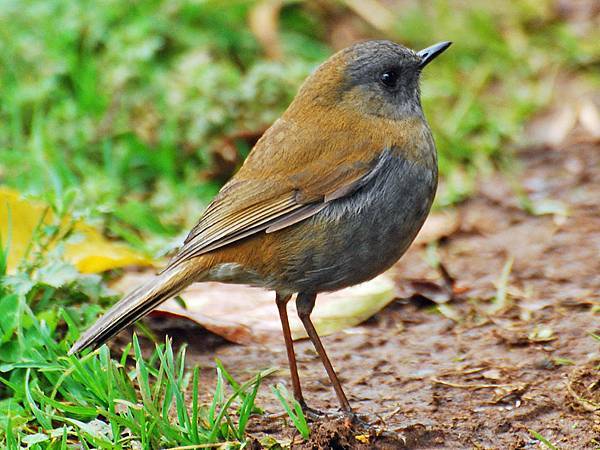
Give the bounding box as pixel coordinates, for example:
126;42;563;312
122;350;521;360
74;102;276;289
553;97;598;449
69;263;197;355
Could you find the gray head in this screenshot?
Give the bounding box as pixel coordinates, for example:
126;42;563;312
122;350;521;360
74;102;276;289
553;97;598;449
340;40;451;120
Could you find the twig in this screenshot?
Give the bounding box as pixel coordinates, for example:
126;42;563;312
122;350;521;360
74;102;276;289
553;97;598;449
432;378;516;390
566;378;600;413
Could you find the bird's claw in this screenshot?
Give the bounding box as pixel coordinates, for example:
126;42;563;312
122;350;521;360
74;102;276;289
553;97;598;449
299;401;327;421
299;402;370;428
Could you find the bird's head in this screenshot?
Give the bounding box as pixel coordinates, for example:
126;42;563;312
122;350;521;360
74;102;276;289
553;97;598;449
289;40;451;122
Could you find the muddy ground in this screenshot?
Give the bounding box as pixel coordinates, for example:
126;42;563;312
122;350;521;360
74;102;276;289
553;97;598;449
140;140;599;449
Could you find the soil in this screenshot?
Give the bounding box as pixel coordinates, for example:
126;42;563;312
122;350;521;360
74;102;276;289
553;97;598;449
142;140;600;449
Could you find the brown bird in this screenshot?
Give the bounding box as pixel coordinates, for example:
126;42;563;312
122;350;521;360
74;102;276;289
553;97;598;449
70;40;451;417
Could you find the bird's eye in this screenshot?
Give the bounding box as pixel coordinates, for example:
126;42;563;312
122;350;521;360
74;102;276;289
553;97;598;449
380;70;399;88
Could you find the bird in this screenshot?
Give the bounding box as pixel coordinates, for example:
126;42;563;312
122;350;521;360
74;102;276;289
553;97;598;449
70;39;451;417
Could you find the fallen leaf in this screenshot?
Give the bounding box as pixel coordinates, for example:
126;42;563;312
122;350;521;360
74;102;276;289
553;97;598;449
579;99;600;138
0;187;153;274
111;271;397;345
528;325;556;343
22;433;49;445
396;261;461;306
398;280;451;306
525;87;600;145
414;210;460;245
342;0;395;33
249;0;283;60
64;223;153;273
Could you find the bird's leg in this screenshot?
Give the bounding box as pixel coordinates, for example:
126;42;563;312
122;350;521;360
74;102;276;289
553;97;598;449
276;292;306;407
296;292;352;414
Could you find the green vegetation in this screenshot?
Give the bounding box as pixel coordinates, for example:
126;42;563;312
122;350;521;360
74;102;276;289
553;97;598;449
271;384;310;440
0;0;328;254
0;223;287;447
0;0;597;447
529;429;559;450
2;0;595;245
399;0;596;203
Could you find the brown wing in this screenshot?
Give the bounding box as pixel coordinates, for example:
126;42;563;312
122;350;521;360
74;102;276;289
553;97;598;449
167;116;386;267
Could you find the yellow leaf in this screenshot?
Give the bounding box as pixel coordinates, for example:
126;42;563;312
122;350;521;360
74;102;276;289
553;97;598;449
355;434;370;444
0;187;154;274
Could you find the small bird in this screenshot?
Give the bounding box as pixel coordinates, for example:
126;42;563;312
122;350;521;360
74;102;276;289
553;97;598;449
70;40;451;417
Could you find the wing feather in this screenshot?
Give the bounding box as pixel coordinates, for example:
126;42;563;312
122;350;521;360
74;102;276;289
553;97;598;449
166;116;391;267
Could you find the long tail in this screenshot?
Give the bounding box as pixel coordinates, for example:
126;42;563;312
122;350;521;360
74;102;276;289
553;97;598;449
69;262;199;355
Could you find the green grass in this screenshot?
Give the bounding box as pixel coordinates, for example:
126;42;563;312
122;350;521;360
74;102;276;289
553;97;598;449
271;384;310;440
0;0;327;255
394;0;598;205
0;0;598;447
0;226;291;448
0;185;311;448
1;1;596;249
1;332;274;448
529;429;560;450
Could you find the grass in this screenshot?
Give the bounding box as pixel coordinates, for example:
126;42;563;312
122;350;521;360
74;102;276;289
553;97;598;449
270;384;310;440
0;226;296;448
0;0;598;447
528;429;559;450
0;182;312;448
1;332;274;448
1;1;596;250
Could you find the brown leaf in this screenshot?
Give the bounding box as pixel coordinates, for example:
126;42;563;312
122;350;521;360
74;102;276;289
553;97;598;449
398;280;452;305
111;271;396;345
341;0;395;33
526;105;578;146
579;99;600;138
249;0;283;60
413;210;460;245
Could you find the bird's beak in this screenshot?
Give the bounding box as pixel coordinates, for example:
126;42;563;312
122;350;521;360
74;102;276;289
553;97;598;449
417;41;452;69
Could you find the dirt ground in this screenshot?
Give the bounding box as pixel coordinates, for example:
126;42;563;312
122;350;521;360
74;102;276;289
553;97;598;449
144;140;600;449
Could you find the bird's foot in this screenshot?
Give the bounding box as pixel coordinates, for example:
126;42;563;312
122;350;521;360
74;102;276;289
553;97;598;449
298;401;328;421
299;402;370;428
347;411;371;429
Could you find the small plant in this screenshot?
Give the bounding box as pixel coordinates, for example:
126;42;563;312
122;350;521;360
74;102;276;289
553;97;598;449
0;331;272;448
271;383;310;440
0;230;274;448
529;429;559;450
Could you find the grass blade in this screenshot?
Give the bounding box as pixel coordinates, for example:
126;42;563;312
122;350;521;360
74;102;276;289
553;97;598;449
271;383;309;440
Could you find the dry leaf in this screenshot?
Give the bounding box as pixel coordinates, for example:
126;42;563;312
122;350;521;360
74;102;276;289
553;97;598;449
526;105;578;146
342;0;395;33
0;187;153;274
579;99;600;138
249;0;283;59
398;280;452;304
111;271;397;344
414;210;460;245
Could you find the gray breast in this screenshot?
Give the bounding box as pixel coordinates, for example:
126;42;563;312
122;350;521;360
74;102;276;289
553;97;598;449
286;150;437;293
